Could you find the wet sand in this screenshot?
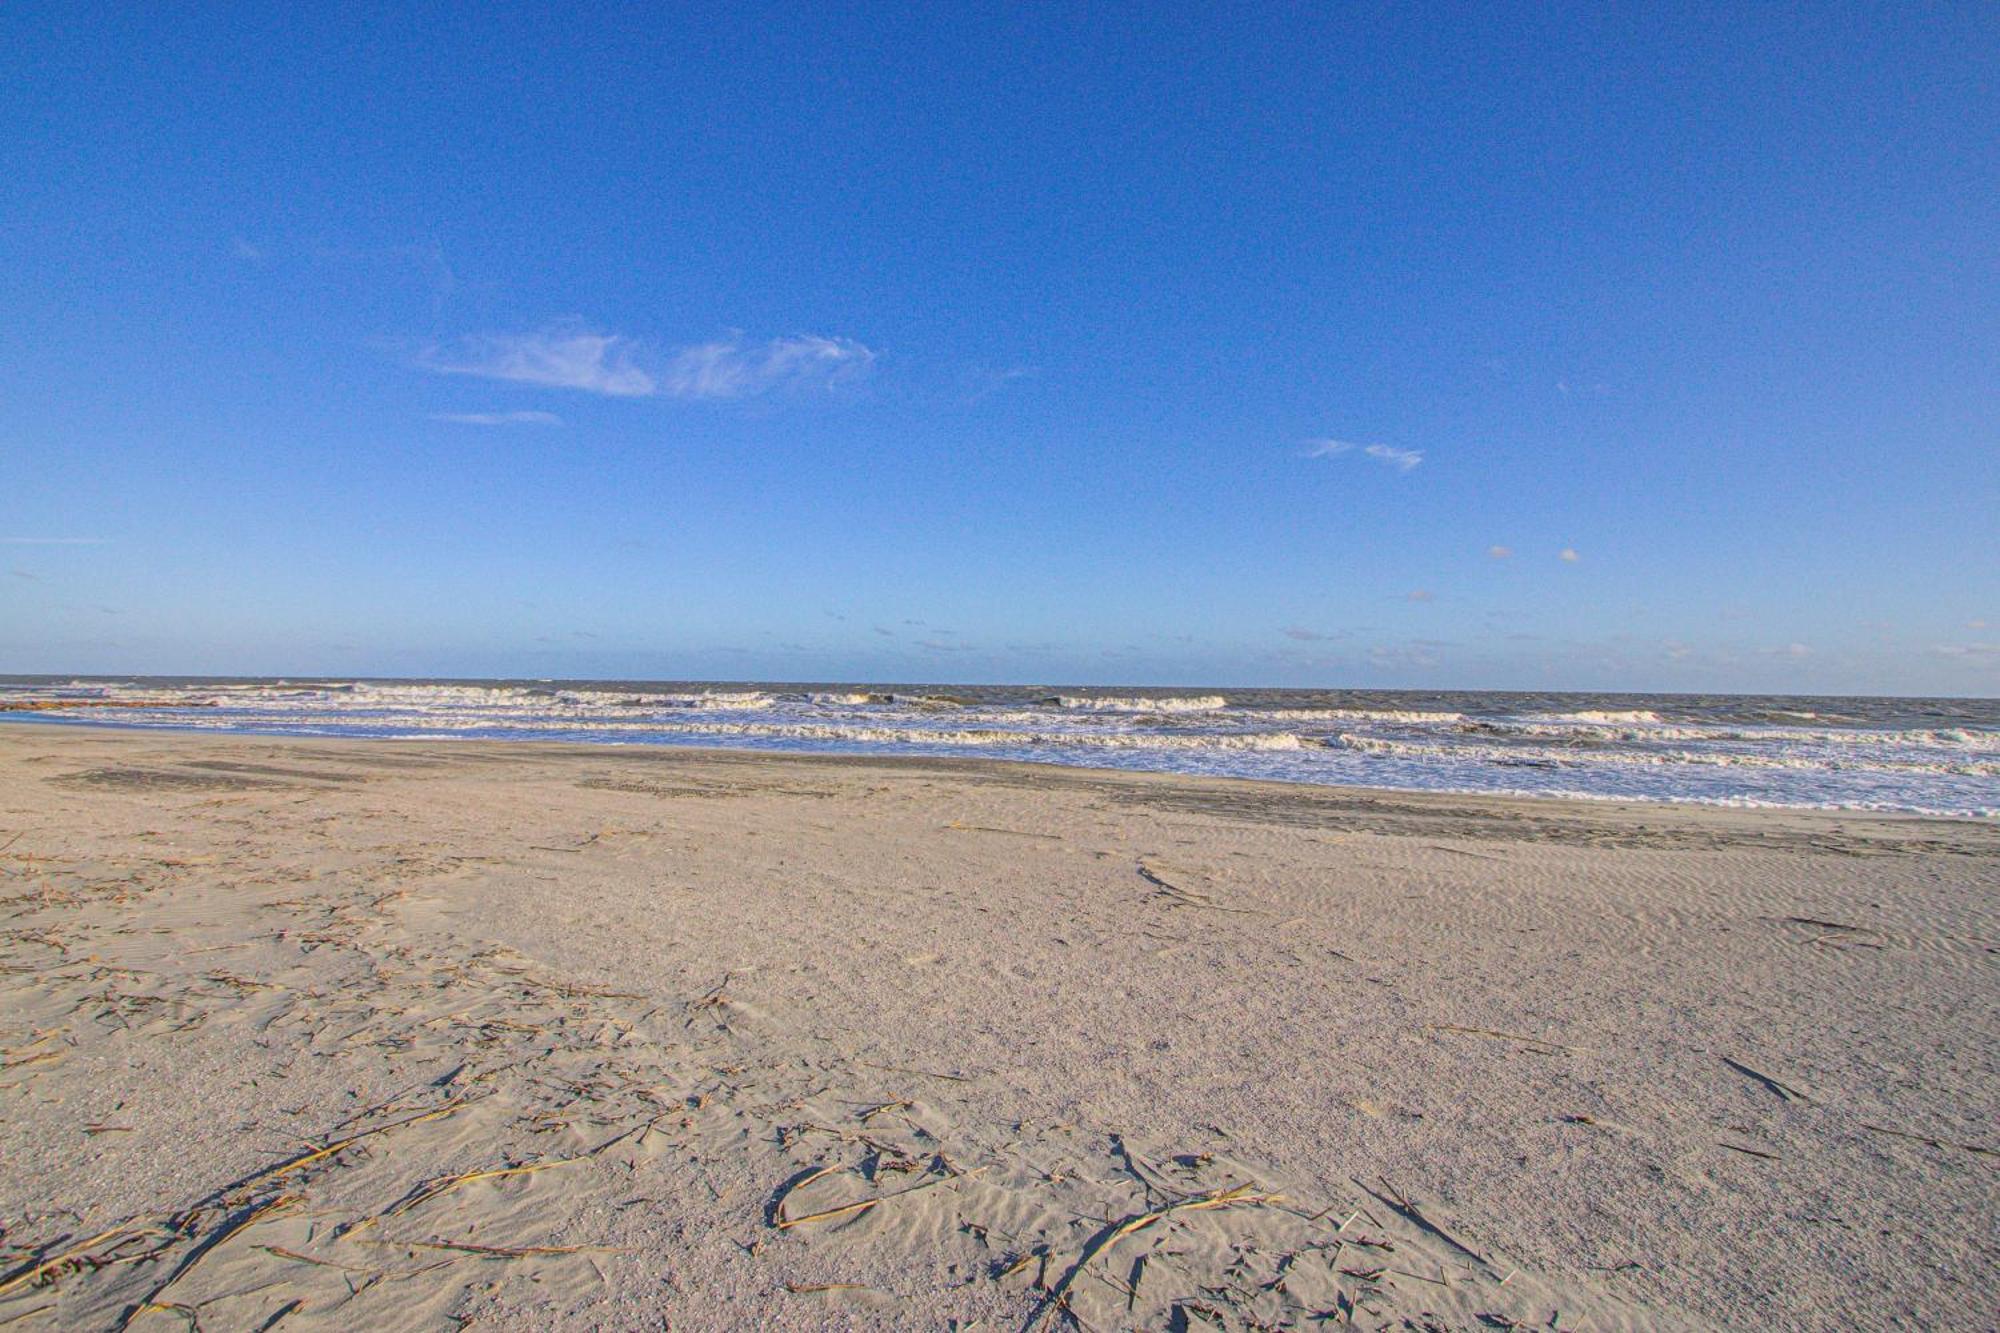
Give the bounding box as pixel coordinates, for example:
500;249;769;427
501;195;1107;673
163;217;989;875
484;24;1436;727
1;723;1994;1330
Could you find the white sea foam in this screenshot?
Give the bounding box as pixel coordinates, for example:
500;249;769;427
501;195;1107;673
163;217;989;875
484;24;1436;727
1464;720;2000;752
1327;732;1999;776
677;691;774;709
1254;707;1465;723
636;721;1306;752
1051;695;1228;713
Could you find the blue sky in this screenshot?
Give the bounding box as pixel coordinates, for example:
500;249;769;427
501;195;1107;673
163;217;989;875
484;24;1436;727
2;4;1994;693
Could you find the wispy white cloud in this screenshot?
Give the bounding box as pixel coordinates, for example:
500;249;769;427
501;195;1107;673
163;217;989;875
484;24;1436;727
1487;545;1512;559
1307;439;1423;471
420;325;656;396
659;335;875;399
960;364;1037;404
428;410;565;427
2;537;109;545
1366;444;1423;471
1406;589;1435;603
1559;548;1581;563
418;323;873;401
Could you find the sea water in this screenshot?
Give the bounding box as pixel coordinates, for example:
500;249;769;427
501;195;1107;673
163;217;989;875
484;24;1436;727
4;677;1994;818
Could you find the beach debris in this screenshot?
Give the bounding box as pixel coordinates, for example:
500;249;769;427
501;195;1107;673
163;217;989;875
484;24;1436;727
0;1226;172;1299
1030;1183;1287;1326
771;1163;985;1231
1717;1142;1780;1161
1765;915;1886;949
1423;1024;1572;1056
1858;1123;1996;1157
363;1239;628;1259
944;821;1062;840
383;1157;586;1217
121;1194;302;1328
856;1060;975;1082
1356;1179;1493;1275
1136;861;1271;916
1720;1057;1808;1103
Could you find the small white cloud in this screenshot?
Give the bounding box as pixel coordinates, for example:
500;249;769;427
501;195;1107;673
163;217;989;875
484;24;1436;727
659;334;875;400
419;324;877;401
961;364;1037;403
1406;589;1435;603
1760;643;1812;658
1365;444;1423;471
1306;439;1423;471
420;324;656;396
1559;548;1581;563
428;411;564;426
1487;545;1512;559
1;537;109;545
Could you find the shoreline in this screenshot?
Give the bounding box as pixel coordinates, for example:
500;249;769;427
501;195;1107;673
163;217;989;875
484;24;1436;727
2;723;1994;1328
5;715;1993;828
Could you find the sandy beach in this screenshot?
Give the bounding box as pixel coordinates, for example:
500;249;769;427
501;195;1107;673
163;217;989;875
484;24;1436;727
0;723;1993;1330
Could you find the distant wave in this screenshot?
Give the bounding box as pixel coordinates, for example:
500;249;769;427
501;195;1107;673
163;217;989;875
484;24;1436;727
1329;732;2000;776
1462;719;2000;752
614;720;1306;752
1050;694;1228;713
1254;707;1465;723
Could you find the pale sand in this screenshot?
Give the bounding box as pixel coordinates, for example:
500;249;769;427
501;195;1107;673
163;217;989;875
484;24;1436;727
0;725;1993;1331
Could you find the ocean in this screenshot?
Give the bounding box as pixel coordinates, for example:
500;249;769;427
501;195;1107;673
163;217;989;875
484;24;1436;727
4;676;1995;818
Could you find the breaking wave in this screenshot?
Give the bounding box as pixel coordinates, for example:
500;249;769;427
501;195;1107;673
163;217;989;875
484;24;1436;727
1050;695;1229;713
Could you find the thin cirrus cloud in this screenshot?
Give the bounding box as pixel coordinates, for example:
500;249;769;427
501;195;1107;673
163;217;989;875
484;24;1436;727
659;334;875;399
417;323;876;400
428;411;564;427
1306;439;1423;471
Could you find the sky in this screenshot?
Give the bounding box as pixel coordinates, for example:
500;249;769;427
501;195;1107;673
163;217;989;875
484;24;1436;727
2;4;1995;694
